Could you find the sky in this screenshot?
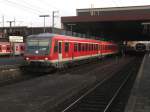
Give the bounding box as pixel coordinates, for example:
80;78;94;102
0;0;150;28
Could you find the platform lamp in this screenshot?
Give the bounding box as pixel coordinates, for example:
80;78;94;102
39;15;50;33
67;24;76;36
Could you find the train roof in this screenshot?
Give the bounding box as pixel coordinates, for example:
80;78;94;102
27;33;116;45
28;33;93;40
28;33;56;38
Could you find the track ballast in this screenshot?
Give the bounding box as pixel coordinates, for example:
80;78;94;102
61;56;143;112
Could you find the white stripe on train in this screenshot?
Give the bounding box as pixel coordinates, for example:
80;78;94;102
28;52;116;63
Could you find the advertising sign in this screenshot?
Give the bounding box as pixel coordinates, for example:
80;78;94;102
9;36;23;42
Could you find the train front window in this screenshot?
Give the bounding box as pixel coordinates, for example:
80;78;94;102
27;39;50;55
38;41;49;51
28;40;38;49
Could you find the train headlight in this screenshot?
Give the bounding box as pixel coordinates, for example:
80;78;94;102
26;57;29;61
45;57;48;60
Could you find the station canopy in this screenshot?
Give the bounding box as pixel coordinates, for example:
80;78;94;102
61;5;150;41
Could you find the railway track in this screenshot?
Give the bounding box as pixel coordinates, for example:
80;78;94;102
0;64;20;71
0;56;123;87
61;56;142;112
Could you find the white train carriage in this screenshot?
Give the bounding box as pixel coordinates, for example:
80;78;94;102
13;43;25;55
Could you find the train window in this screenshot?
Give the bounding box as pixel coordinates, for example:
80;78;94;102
86;44;88;51
110;45;112;50
96;44;98;51
93;44;95;50
16;46;19;51
88;44;90;51
2;46;5;50
54;41;58;53
93;44;95;51
20;46;24;51
94;44;96;50
89;44;91;51
58;42;62;53
90;44;92;51
91;44;93;51
74;43;78;52
65;42;69;52
82;44;85;51
101;45;103;50
81;44;83;51
108;45;110;50
78;43;81;51
7;45;10;50
104;45;106;50
84;44;86;51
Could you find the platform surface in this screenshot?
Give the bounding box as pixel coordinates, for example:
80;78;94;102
125;54;150;112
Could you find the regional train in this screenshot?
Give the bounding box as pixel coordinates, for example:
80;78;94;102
0;42;25;56
23;33;118;72
126;41;150;52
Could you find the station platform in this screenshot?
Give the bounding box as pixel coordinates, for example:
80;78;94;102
0;56;23;66
125;54;150;112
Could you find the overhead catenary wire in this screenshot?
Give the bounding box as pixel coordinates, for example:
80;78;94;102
15;0;51;13
0;0;52;27
2;0;46;14
35;0;74;15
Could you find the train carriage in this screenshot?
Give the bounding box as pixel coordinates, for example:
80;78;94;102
126;41;150;53
13;43;25;55
23;33;118;72
0;42;25;56
0;42;11;55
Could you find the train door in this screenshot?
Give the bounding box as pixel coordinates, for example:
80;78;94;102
58;41;62;61
98;44;101;57
0;45;2;54
14;43;19;55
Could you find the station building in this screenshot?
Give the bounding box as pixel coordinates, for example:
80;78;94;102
61;5;150;41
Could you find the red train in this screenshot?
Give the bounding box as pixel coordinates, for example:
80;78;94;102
0;42;25;56
23;33;118;72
